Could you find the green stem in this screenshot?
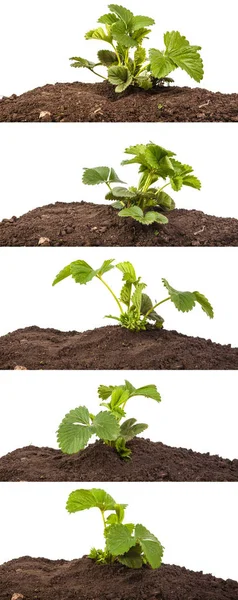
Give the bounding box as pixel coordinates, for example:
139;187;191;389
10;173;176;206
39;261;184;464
101;510;106;535
112;43;121;65
157;182;170;194
90;68;107;81
145;296;170;317
106;181;113;192
97;275;123;314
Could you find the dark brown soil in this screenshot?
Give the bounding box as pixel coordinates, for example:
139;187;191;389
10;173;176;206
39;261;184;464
1;556;237;600
1;438;238;482
0;326;237;370
1;202;238;247
0;82;238;122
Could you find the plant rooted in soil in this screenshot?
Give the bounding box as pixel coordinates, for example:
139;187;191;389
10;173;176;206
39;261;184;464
83;142;201;226
70;4;204;92
67;487;164;568
53;259;214;332
58;379;161;459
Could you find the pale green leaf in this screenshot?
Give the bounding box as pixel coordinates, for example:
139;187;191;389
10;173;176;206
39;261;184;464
132;15;155;31
131;282;146;311
170;175;183;191
83;167;124;186
70;260;96;284
110;187;136;198
135;524;164;569
164;31;204;83
131;385;161;403
66;488;115;513
193;291;214;319
97;259;115;276
141;293;153;314
116;261;137;283
98;13;118;25
157;191;175;211
108;65;133;91
106;523;135;555
120;282;132;306
136;72;153;90
52;264;71;286
118;207;168;225
85;27;111;43
182;175;201;190
110;387;130;408
134;47;146;65
108;4;134;25
69;56;98;69
120;418;148;441
111;20;137;48
92;411;120;440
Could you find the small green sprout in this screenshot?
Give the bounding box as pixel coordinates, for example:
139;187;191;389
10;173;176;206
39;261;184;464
70;4;204;92
52;259;214;332
66;487;164;569
57;379;161;459
83;141;201;226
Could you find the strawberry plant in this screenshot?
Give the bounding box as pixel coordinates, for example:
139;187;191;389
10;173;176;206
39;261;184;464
57;379;161;459
52;259;214;331
66;487;164;568
83;142;201;226
70;4;204;92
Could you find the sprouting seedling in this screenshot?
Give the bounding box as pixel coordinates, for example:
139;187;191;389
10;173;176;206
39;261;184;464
66;487;164;569
83;141;201;226
70;4;204;93
57;379;161;460
52;258;214;332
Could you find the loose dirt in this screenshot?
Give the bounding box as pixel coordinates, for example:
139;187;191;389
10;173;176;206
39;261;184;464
0;438;237;482
1;202;237;247
0;82;238;122
0;556;237;600
0;326;237;370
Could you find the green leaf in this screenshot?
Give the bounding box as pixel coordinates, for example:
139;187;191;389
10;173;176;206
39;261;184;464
182;175;201;190
157;191;175;211
110;387;130;408
132;28;151;44
149;48;177;79
57;406;93;454
106;523;135;555
124;380;136;394
97;49;118;66
92;411;120;440
98;13;118;25
108;65;133;92
193;291;214;319
111;20;137;48
97;259;115;276
164;31;204;83
70;260;97;284
170;175;184;192
111;200;125;209
115;437;132;459
162;278;196;312
135;524;164;569
120;418;148;441
83;167;124;186
116;261;137;283
148;311;164;327
98;385;114;400
120;282;132;306
131;385;161;403
67;488;116;514
136;72;153;90
85;27;112;43
119;544;143;568
108;4;134;26
119;206;168;225
69;56;98;69
134;47;146;66
141;293;153;314
109;187;136;198
132;16;155;31
52;264;72;286
131;282;146;311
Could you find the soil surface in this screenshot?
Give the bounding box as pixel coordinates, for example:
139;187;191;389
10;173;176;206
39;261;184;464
0;326;237;370
1;438;238;482
1;202;238;247
1;556;237;600
0;82;238;122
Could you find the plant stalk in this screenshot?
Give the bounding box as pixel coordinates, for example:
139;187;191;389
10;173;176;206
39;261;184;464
97;276;123;314
145;296;170;317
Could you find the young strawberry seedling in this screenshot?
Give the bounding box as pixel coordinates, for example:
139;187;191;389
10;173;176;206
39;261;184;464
66;487;164;569
52;259;214;332
83;142;201;226
70;4;204;92
58;379;161;459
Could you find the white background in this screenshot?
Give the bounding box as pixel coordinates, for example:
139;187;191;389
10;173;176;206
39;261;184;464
0;0;238;96
0;482;237;582
0;247;237;347
0;371;237;460
0;123;238;222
